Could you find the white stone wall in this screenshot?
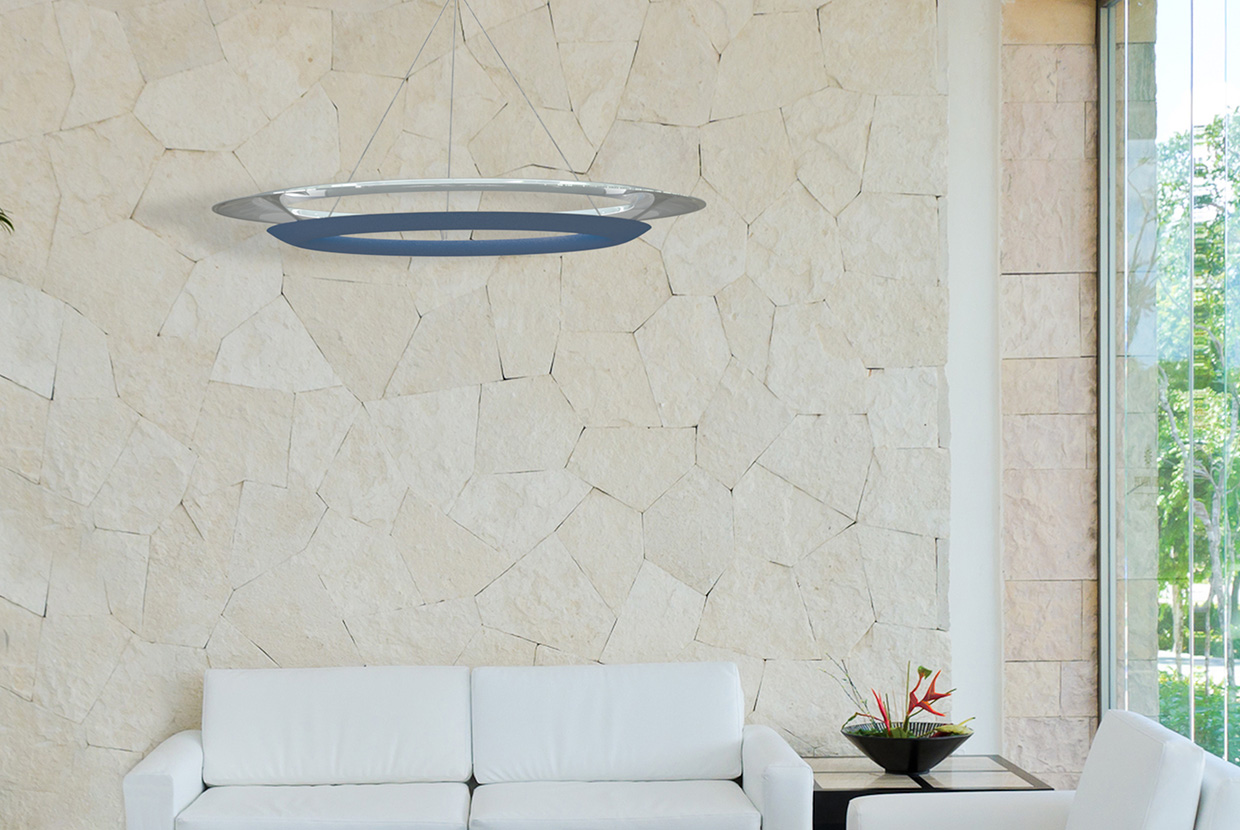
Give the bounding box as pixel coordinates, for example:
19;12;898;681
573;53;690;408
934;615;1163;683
0;1;949;824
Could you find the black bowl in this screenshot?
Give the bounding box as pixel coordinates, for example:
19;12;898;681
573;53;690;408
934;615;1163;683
841;722;972;775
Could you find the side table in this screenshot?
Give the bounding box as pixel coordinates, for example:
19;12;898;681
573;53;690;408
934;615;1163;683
808;754;1052;830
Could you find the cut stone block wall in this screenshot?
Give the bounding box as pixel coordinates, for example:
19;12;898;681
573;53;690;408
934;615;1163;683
0;1;951;824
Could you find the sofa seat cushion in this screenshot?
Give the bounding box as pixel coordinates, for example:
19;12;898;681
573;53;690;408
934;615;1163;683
176;783;469;830
469;781;760;830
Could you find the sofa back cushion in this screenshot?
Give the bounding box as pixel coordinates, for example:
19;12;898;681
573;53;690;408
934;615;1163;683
1196;751;1240;830
1065;709;1204;830
471;662;744;784
201;666;471;786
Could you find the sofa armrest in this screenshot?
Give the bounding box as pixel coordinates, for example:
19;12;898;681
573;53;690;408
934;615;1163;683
846;790;1075;830
742;724;813;830
122;730;205;830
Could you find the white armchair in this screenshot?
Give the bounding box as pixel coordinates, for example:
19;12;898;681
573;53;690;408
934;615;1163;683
122;730;205;830
742;724;814;830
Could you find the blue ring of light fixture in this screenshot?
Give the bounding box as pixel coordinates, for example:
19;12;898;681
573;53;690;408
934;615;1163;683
267;210;651;257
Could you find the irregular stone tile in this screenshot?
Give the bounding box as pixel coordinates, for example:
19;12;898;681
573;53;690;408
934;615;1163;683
590;121;700;207
1000;273;1083;358
857;447;949;537
751;659;857;755
332;2;451;79
865;95;948;195
85;640;206;752
734;465;848;566
555;489;643;612
701;111;796;223
686;0;753;52
765;303;866;414
47;115;162;238
391;496;508;603
866;367;940;448
794;529;874;656
226;554;361;667
191;383;293;487
0;138;60;289
552;332;659;427
468;6;570;112
1003;468;1097;581
662;180;746;297
644;466;733;593
618;1;717;127
716;276;774;377
696;363;792;488
635;296;730;427
143;496;235;647
288;387;361;491
0;599;41;699
601;563;704;664
403;50;505;163
216;4;330;118
92;419;196;536
848;622;952;708
489;257;560;378
784;88;874;216
40;399;135;509
534;644;597;666
855;526;939;628
561;240;670;333
236;86;339;191
759;414;872;515
476;535;614;659
304;510;420;618
470;104;595;177
33;614;130;722
838;193;940;281
134;61;266;151
205;617;276;669
0;277;63;399
0;688;82;801
387;288;503;395
348;598;481;665
568;427;695;511
819;0;938;96
322;71;406;179
476;377;582;474
212;298;339;393
679;640;765;712
161;234;283;350
748;184;843;306
829;275;948;368
120;0;223;81
457;628;538;667
111;333;215;446
47;528;149;633
559;41;635;147
450;470;590;556
56;2;144;130
712;11;823;119
368;387;477;511
54;310;115;401
698;555;817;659
229;481;325;588
316;411;406;531
0;379;47;483
549;0;647;41
0;5;72;142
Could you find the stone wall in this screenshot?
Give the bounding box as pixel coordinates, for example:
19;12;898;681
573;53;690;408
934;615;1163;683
999;0;1100;788
0;1;951;825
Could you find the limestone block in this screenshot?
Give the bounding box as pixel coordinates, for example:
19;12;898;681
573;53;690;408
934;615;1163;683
45;221;193;344
217;5;330;118
866;367;940;448
864;95;948;195
1001;274;1083;358
134;61;266;151
47;115;161;239
33;614;131;722
205;617;276;669
476;377;582;474
112;333;215;445
734;465;849;567
1056;45;1097;103
765;303;866;414
288;387;361;492
0;599;40;699
348;599;481;666
561;240;670;333
698;555;817;659
696;363;792;488
857;526;938;628
1003;414;1092;470
449;470;590;556
1001;102;1086;162
304;511;420;618
317;411;407;530
560;41;635;147
784;88;874;216
1005;661;1061;718
0;379;47;483
55;310;115;401
857;447;949;537
644;466;733;593
555;489;643;612
386;289;503;395
601;563;704;664
590;121;700;207
701;111;797;223
391;496;508;603
1005;716;1092;777
1003;469;1096;581
552;332;660;427
476;535;614;659
759;414;872;515
751;659;857;755
229;481;326;588
120;0;223;80
748;184;844;305
468;6;570;112
1000;159;1096;274
161;234;283;349
636;296;729;427
838;193;940;281
368;387;477;511
332;2;451;79
225;554;361;667
716;277;774;377
826;274;947;368
92;419;196;535
191;383;293;487
236;87;340;192
662;181;747;297
618;2;717;127
0;138;60;289
489;257;560;378
85;640;206;752
47;528;149;633
1002;358;1059;415
0;277;63;399
212;298;339;393
712;11;823;120
1003;44;1057;104
819;0;938;96
143;498;235;647
457;628;538;667
794;529;874;656
0;5;72;142
549;0;648;41
568;427;695;511
1060;661;1096;717
56;2;144;130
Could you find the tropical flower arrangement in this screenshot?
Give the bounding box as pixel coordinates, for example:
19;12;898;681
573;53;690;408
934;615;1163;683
833;659;974;738
0;207;11;233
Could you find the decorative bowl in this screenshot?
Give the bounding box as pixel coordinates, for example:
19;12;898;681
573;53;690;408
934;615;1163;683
841;721;972;775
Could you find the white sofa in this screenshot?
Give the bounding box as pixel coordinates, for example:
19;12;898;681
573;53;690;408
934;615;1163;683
122;662;812;830
847;708;1240;830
